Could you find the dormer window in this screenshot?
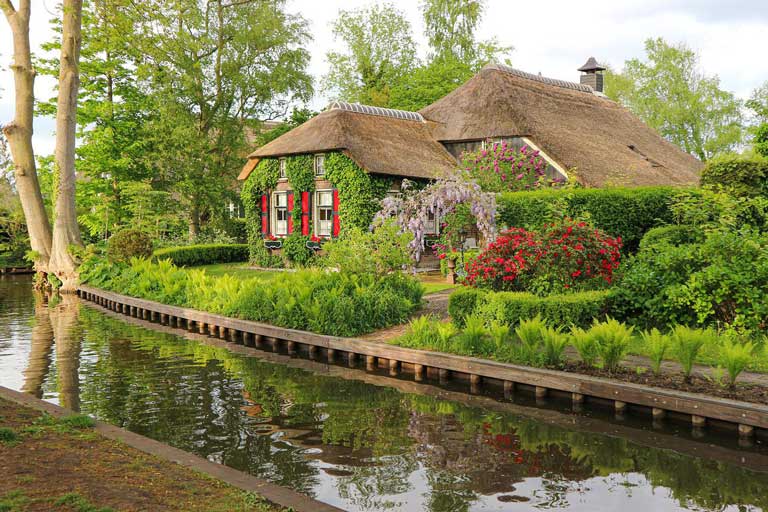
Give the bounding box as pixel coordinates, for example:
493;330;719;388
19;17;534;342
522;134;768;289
314;154;326;176
279;158;287;179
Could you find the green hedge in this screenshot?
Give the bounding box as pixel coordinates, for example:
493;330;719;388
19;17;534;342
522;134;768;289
152;244;248;267
700;153;768;197
449;287;610;328
497;187;694;252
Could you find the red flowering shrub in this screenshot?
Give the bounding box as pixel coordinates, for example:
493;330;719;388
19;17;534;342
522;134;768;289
465;219;622;294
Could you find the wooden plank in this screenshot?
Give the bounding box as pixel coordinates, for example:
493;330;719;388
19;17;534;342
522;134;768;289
77;285;768;430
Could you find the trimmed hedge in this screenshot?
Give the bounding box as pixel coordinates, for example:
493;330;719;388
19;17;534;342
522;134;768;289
497;187;694;252
700;153;768;197
152;244;248;266
639;224;702;250
449;287;610;328
107;229;153;263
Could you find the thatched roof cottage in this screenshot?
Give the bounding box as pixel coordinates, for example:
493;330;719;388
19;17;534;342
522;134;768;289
239;59;701;239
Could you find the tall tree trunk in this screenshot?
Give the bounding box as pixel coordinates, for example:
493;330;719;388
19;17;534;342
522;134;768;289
1;0;53;272
189;201;200;241
49;0;84;293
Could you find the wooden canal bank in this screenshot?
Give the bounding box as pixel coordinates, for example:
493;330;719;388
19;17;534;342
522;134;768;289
77;285;768;439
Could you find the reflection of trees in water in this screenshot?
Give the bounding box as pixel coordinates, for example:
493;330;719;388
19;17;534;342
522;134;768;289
28;304;768;512
50;293;82;411
21;291;54;398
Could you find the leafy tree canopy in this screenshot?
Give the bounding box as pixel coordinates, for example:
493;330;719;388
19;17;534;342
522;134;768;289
606;37;743;161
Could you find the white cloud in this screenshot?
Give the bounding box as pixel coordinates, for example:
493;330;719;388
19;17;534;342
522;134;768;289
1;0;765;155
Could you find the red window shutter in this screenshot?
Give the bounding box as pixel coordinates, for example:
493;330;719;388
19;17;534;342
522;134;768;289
300;191;310;236
332;189;340;237
260;194;268;236
287;192;294;234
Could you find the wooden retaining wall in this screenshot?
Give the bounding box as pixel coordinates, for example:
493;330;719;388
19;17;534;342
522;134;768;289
77;285;768;438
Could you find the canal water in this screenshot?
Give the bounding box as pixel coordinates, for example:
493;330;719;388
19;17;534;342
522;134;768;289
1;275;767;512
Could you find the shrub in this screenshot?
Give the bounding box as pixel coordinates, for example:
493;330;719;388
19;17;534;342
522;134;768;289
322;222;410;276
639;225;701;250
642;328;671;375
586;318;634;371
454;315;489;356
464;219;622;294
471;289;610;329
107;229;153;263
281;234;314;267
700;153;768;197
718;336;755;387
461;140;562;192
398;316;442;350
0;427;17;443
514;316;547;365
447;287;488;327
497;187;686;252
152;244;248;266
614;229;768;330
671;325;717;382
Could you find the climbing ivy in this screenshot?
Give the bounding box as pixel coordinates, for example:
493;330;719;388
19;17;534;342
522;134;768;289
241;159;281;266
324;152;394;233
286;155;315;228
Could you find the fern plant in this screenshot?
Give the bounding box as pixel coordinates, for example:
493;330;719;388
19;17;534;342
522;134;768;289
570;326;598;367
588;317;633;372
456;315;489;356
718;336;755;388
671;325;717;382
515;316;547;365
541;326;568;368
642;328;671;376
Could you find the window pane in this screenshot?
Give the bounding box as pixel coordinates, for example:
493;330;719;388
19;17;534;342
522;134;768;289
315;155;325;175
275;193;287;207
318;220;331;236
317;191;333;206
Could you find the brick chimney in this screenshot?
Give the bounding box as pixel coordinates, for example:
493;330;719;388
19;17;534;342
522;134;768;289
578;57;606;93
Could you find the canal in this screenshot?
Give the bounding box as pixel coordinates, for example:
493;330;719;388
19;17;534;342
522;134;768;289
1;274;767;511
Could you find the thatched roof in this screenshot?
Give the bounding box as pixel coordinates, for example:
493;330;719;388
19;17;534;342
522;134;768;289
238;102;457;180
419;63;702;187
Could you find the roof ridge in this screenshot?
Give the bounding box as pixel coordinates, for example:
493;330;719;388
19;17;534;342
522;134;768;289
485;63;595;94
326;101;425;122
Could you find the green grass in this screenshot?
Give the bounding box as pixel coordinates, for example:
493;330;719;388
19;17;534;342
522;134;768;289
191;263;283;281
421;281;458;295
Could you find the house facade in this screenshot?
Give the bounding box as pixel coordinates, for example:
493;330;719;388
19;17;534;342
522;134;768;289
239;59;702;241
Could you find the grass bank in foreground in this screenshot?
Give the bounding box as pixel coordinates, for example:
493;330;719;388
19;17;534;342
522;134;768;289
0;398;279;512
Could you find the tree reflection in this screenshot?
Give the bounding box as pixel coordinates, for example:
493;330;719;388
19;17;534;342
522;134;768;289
50;293;82;411
21;291;54;398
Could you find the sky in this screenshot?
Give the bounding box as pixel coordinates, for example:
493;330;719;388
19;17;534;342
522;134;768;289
1;0;767;156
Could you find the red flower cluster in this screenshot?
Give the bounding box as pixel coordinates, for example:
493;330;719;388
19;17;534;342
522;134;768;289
464;219;622;293
309;234;322;243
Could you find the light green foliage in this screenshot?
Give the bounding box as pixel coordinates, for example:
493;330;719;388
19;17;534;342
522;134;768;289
541;326;568;368
323;3;417;106
570;327;599;367
717;336;756;387
455;315;488;356
584;318;634;371
700;153;768;197
80;257;422;337
638;225;702;250
321;221;410;277
642;328;671;375
241;159;281;266
152;244;248;267
671;325;717;381
106;229;153;263
0;167;30;267
281;234;314;267
514;316;546;365
606;37;743;160
324;152;393;232
59;414;96;429
389;57;475;111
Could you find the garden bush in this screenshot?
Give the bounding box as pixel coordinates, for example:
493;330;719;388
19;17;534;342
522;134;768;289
461;140;562;192
79;257;422;337
106;229;153;263
638;224;702;250
152;244;248;266
613;229;768;330
497;187;689;252
464;219;622;294
281;234;314;267
451;289;610;329
700;153;768;197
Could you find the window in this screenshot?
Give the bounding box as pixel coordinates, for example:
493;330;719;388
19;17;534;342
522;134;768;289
279;158;287;179
272;192;288;235
314;154;326;176
315;190;334;237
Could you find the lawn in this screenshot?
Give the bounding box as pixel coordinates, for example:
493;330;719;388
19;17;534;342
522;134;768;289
192;263;459;295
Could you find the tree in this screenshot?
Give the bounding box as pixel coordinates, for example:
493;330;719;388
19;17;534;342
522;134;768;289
389;0;511;111
606;38;743;161
747;82;768;157
323;3;417;106
1;0;53;271
49;0;85;292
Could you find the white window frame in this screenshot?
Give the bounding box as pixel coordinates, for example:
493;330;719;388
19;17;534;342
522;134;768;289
314;189;334;237
272;191;289;236
314;154;326;177
278;158;287;180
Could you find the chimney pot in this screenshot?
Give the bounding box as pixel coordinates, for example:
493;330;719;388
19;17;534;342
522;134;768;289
578;57;606;93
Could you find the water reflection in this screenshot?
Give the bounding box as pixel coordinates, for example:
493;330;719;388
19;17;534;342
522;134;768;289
1;275;767;512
